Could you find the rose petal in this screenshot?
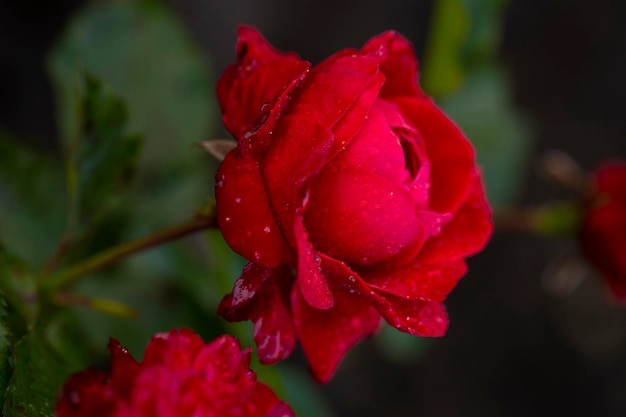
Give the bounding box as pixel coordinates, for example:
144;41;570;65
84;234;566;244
305;164;425;265
290;50;381;150
108;338;139;396
395;96;475;214
334;104;411;184
142;329;205;370
192;335;243;380
291;286;380;383
377;296;449;337
581;163;626;300
319;254;448;336
219;266;297;364
329;72;385;157
361;30;423;98
231;263;273;308
217;26;310;144
294;210;334;309
363;260;468;302
216;149;292;268
261;114;334;242
418;173;493;263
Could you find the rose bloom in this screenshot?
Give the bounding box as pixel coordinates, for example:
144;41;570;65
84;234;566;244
55;329;294;417
216;27;492;382
580;162;626;301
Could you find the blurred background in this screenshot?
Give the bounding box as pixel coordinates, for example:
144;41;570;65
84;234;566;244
1;0;626;416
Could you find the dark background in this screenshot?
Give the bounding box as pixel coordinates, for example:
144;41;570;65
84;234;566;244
2;1;626;416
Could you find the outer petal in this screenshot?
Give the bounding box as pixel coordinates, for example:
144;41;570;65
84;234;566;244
291;286;381;383
261;114;334;242
361;30;423;98
294;210;333;309
217;26;310;146
193;334;243;380
231;263;273;308
289;50;382;153
142;329;204;370
219;266;297;364
377;296;449;337
216;149;292;268
418;173;493;264
320;254;448;337
363;260;468;302
394;96;476;214
581;163;626;300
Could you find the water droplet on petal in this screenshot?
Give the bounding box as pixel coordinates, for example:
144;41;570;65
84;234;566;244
264;226;271;233
260;101;271;112
235;197;242;203
224;217;232;223
254;251;261;260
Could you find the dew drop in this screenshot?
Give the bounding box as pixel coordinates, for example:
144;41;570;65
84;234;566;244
254;251;261;260
224;217;232;223
348;275;356;282
235;197;242;203
263;226;271;233
260;101;271;112
69;390;81;407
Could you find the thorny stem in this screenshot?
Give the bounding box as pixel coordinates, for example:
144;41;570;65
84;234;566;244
39;212;218;293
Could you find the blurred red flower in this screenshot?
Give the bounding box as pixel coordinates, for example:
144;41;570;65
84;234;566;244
580;162;626;301
55;329;294;417
216;27;492;382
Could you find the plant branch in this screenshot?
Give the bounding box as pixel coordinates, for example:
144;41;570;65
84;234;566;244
40;213;218;293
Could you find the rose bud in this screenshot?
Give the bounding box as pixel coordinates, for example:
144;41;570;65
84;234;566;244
215;26;493;382
55;329;294;417
580;162;626;301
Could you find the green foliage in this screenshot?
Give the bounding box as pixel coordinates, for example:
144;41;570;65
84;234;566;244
67;73;143;231
0;132;65;266
421;0;469;96
0;247;38;344
420;0;532;205
2;322;80;417
439;69;533;205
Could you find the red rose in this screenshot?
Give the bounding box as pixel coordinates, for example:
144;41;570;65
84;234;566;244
55;329;294;417
580;162;626;301
216;27;492;382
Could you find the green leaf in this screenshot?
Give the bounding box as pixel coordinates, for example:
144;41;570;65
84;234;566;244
48;0;215;175
421;0;469;96
68;73;143;230
0;132;65;266
48;0;217;235
2;322;78;417
0;300;11;411
439;68;533;205
0;246;38;344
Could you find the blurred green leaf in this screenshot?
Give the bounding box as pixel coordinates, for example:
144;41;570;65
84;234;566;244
278;365;337;417
67;73;142;232
439;68;533;205
0;301;11;411
0;246;38;344
421;0;468;96
48;0;214;178
0;132;65;266
2;322;78;417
